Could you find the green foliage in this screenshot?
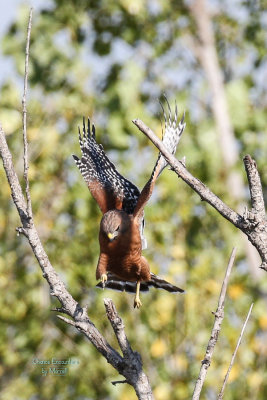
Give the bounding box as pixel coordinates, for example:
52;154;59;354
0;1;266;399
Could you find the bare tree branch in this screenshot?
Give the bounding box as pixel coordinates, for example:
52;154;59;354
0;121;153;400
57;315;77;327
0;9;261;399
0;124;28;224
189;0;261;278
133;119;240;226
192;247;236;400
105;298;135;359
22;7;33;221
132;118;267;270
243;155;265;220
104;299;154;399
0;11;153;398
217;302;254;400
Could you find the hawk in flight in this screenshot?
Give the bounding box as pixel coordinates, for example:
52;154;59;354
73;101;185;308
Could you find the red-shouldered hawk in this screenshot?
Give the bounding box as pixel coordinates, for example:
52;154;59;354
73;100;185;308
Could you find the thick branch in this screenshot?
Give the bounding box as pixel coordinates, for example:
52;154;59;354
104;299;154;400
133;119;241;227
192;248;236;400
0;125;28;224
105;298;135;359
132;119;267;270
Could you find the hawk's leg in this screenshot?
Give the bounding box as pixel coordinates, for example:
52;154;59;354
134;281;142;309
101;273;108;289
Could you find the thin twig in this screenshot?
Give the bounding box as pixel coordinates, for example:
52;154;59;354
51;307;66;313
217;302;254;400
57;315;76;327
111;379;128;386
22;8;33;221
192;247;237;400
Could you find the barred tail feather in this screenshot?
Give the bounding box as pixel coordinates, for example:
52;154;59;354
148;272;184;293
95;279;150;293
95;272;184;294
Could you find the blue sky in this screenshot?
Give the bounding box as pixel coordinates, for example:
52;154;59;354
0;1;46;84
1;1;266;106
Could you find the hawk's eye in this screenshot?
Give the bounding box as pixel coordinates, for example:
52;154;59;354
115;226;120;232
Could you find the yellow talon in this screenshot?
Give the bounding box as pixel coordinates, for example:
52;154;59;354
101;273;108;289
134;282;142;309
134;298;142;309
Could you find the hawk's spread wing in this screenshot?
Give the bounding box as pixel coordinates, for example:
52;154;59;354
73;118;140;215
73;100;185;250
133;100;186;222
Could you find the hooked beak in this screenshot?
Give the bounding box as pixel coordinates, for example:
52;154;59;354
107;232;118;241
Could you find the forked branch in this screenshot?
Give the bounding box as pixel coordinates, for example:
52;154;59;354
133;119;267;270
192;247;236;400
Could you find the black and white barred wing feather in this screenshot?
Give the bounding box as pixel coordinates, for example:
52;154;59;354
73;118;140;215
73;100;185;248
157;98;185;175
133;100;185;221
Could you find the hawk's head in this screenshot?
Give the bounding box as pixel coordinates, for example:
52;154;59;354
100;210;131;242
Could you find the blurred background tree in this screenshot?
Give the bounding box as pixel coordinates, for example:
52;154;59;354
0;0;266;399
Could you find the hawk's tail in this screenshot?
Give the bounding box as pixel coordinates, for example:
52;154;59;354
146;273;184;293
96;272;184;294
